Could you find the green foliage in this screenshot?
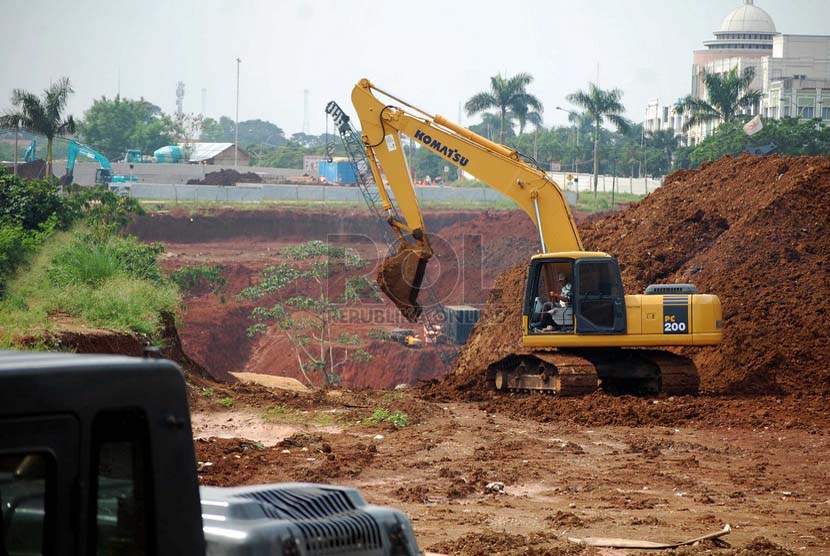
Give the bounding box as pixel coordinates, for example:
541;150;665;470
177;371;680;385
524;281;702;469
411;146;459;183
368;327;391;340
0;171;143;296
281;240;332;260
336;332;361;346
0;77;75;174
0;224;48;296
218;396;234;408
169;264;226;294
676;118;830;169
48;232;164;287
0;170;71;230
244;241;375;386
364;408;408;428
239;263;306;300
342;276;381;303
201;117;286;146
465;72;543;143
0;228;177;337
78;96;175;159
676;67;762;132
74;188;145;232
351;349;373;363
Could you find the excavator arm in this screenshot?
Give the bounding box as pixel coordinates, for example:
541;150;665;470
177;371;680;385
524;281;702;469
351;78;583;320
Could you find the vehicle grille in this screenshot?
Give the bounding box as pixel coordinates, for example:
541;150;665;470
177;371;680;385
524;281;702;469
241;486;384;554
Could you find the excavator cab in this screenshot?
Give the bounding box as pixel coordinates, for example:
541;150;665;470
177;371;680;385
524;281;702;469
525;253;626;336
95;168;112;187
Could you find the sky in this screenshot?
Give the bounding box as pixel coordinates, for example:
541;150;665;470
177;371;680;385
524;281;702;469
2;0;829;136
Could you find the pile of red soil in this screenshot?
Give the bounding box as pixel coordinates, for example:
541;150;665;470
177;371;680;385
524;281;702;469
447;154;830;398
187;169;263;185
424;211;540;306
3;160;50;179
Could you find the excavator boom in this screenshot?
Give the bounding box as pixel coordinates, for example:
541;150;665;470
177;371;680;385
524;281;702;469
351;79;582;319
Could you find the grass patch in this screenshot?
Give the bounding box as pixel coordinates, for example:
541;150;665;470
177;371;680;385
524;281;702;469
218;396;234;408
573;191;645;212
0;228;178;338
364;408;409;428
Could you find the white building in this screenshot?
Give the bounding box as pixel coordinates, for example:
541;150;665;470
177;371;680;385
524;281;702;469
644;0;830;144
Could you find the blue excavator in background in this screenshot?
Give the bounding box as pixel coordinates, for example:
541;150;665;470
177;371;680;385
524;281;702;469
22;139;36;162
64;140;138;191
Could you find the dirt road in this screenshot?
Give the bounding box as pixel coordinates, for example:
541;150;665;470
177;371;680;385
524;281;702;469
191;386;829;555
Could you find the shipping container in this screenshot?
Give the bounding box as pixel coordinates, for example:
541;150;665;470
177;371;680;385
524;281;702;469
442;305;481;344
319;160;357;185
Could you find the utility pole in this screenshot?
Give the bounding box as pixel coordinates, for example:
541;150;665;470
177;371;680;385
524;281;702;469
235;58;241;169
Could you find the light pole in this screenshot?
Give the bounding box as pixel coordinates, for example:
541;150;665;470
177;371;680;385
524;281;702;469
13;119;20;176
235;57;241;169
556;106;580;201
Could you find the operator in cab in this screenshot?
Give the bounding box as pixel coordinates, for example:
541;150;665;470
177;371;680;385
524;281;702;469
540;272;572;332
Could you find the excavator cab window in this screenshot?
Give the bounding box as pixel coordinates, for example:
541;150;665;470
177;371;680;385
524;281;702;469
573;258;626;334
526;260;574;334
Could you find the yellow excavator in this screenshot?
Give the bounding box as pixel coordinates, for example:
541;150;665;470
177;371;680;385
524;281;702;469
349;78;722;395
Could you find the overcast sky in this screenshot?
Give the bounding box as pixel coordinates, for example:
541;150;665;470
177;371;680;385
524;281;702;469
2;0;828;136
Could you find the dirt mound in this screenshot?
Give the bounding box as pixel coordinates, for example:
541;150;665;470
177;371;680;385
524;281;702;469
187;169;263;185
3;160;50;180
447;154;830;400
16;311;210;379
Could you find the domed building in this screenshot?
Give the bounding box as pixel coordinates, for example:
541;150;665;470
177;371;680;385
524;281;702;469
644;0;830;146
691;0;778;113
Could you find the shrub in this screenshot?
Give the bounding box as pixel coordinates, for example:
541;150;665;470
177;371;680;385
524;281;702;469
169;264;226;294
368;328;391;340
0;170;70;231
48;233;165;288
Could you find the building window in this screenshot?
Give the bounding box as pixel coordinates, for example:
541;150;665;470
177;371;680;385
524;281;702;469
801;106;815;119
823;107;830;120
783;106;790;117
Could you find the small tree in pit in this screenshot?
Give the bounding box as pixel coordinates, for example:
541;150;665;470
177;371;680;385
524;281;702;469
244;241;376;387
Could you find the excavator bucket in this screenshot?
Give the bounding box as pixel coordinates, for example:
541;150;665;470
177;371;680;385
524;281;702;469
377;246;430;322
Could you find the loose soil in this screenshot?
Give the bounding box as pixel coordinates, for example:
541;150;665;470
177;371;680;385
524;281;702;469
2;159;50;180
131;159;830;554
191;388;830;555
448;155;830;409
187;168;263;185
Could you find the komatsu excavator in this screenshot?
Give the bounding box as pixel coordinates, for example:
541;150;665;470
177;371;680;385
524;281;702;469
349;78;722;396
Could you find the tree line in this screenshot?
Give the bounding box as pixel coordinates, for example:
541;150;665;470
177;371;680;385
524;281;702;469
3;70;829;182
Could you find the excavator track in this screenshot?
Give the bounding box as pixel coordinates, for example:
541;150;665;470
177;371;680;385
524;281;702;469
486;349;700;396
487;352;599;396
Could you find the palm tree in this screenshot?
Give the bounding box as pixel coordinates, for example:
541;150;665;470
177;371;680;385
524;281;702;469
676;67;762;133
647;129;681;175
0;77;76;177
511;104;544;156
566;83;630;208
465;73;543;144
